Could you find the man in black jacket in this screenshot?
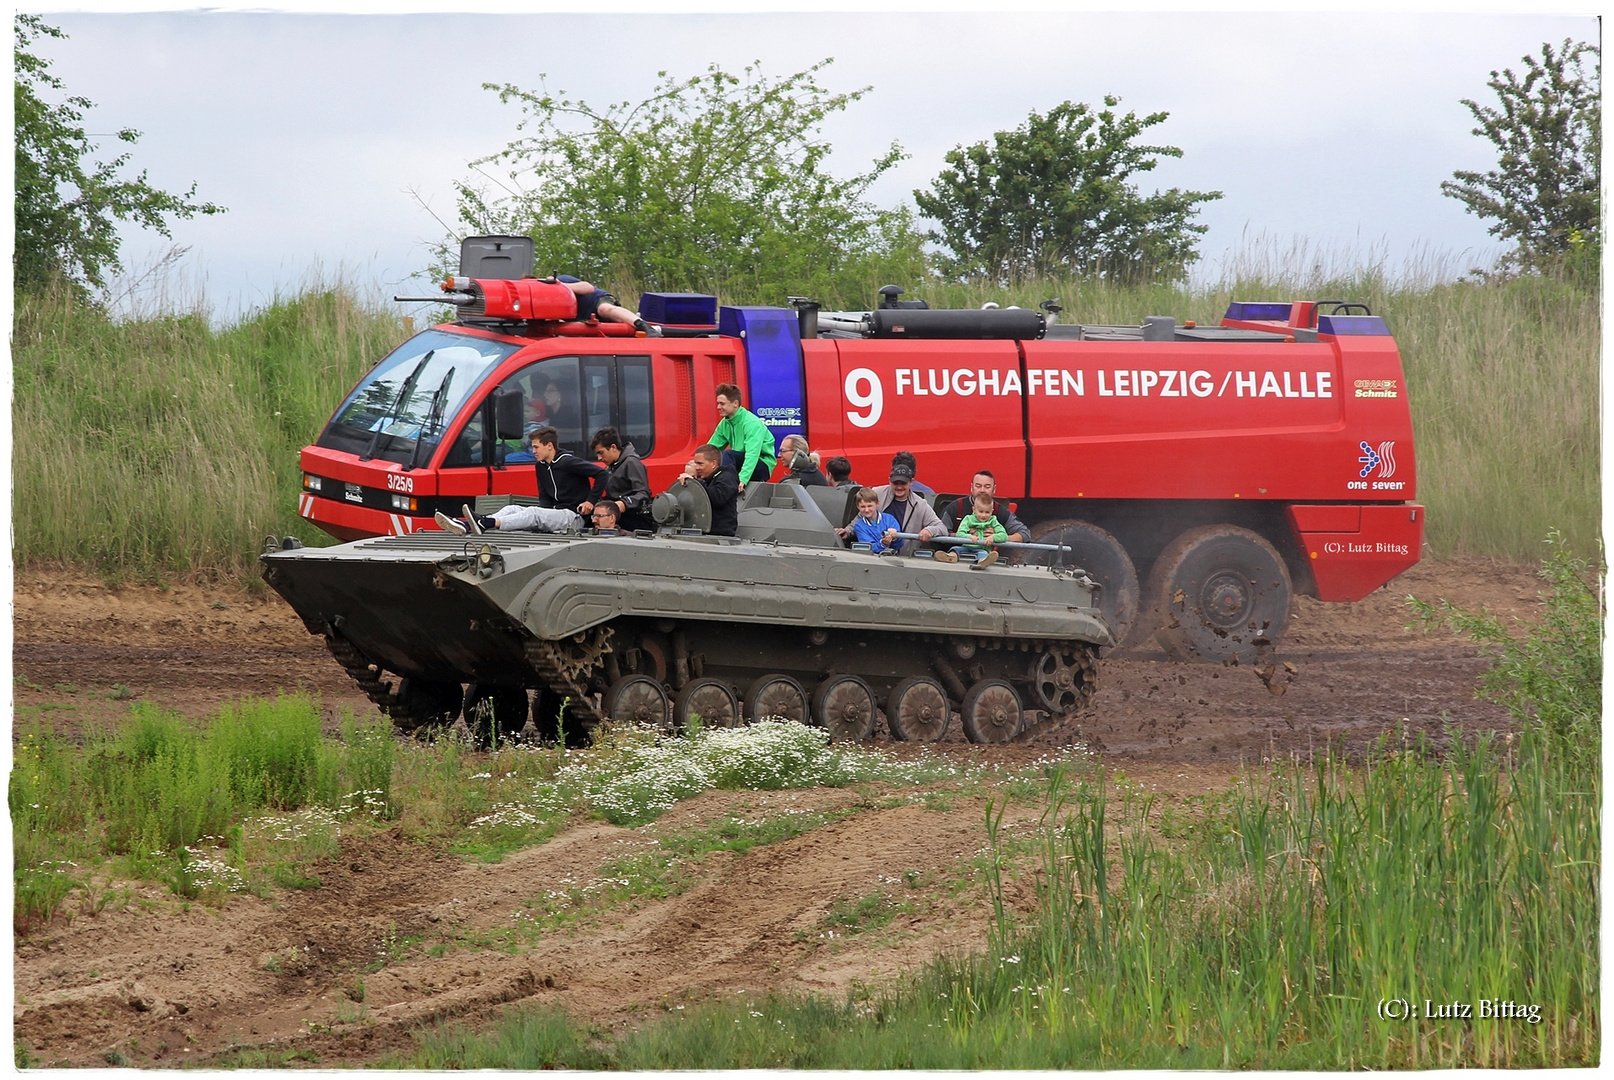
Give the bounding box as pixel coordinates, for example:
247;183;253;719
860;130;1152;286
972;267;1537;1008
584;427;653;530
675;443;739;537
530;426;607;512
937;469;1029;543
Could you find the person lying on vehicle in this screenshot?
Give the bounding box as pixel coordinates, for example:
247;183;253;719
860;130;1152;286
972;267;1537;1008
836;487;901;554
435;503;581;535
937;469;1029;544
674;443;739;537
551;275;659;335
936;491;1005;568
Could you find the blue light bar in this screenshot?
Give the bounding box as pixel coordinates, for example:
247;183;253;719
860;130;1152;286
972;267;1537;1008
1224;302;1292;321
641;292;717;325
1317;314;1391;336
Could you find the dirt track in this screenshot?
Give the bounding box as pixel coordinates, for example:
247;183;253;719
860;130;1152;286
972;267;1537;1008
12;557;1534;1066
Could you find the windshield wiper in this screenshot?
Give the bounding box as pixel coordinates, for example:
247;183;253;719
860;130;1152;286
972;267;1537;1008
361;350;433;461
404;368;455;471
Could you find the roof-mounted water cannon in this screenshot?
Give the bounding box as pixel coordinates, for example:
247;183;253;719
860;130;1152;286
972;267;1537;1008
393;275;580;321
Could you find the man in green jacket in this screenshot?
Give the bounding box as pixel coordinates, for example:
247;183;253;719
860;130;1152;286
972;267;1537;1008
707;383;777;491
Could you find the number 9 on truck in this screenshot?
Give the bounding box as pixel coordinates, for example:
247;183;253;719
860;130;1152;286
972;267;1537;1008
844;368;883;428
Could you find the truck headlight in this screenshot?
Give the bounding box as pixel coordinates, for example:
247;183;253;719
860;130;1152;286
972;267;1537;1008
303;474;323;492
391;494;416;511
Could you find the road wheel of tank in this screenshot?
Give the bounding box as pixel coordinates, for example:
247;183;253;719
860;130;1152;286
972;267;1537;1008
387;678;463;733
1028;646;1097;715
1029;519;1140;651
603;675;670;728
960;679;1023;744
1149;525;1293;665
813;675;878;741
886;677;952;742
745;675;810;725
675;678;742;730
462;684;530;747
531;688;565;744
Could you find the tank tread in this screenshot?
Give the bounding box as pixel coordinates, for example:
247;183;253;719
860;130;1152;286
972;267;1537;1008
323;634;451;730
523;628;614;733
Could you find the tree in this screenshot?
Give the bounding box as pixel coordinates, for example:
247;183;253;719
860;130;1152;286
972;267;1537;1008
14;14;223;295
450;60;925;307
914;98;1221;284
1441;39;1600;274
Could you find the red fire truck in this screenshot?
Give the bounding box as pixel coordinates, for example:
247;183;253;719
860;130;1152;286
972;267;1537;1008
296;237;1423;662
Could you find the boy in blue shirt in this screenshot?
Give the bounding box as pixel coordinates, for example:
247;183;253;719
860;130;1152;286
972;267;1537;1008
837;487;902;554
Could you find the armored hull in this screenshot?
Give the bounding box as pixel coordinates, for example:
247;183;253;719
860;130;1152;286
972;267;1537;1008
263;483;1111;744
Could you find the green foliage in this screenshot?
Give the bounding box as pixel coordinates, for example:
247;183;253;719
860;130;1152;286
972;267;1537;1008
453;60;926;307
1441;39;1600;276
915;98;1220;284
11;282;407;579
407;726;1597;1069
13;15;222;295
1411;531;1603;748
11;696;397;923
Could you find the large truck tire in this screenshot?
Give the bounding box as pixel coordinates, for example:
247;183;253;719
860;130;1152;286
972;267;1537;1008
1148;525;1292;665
1028;519;1140;651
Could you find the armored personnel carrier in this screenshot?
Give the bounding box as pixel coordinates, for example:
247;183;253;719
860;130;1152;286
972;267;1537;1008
262;481;1111;745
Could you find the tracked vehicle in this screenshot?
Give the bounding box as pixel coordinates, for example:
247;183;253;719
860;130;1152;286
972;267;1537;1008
263;481;1111;745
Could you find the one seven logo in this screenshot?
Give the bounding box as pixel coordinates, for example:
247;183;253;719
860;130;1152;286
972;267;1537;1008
1358;440;1397;478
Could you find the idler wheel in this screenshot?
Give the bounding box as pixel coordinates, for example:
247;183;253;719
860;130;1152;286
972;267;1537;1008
812;675;877;741
960;679;1023;744
1028;648;1093;715
603;675;670;728
675;678;741;730
886;676;952;742
745;675;810;725
462;683;531;747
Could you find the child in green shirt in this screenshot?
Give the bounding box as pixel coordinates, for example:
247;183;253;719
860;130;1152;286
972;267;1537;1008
946;491;1007;569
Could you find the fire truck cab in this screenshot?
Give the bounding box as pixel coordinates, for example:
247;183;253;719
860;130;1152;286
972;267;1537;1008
297;237;1423;663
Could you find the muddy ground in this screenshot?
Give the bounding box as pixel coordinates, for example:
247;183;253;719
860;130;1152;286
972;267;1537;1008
12;556;1536;1066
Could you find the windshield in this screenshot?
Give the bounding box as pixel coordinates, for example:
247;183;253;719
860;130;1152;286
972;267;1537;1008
316;329;523;465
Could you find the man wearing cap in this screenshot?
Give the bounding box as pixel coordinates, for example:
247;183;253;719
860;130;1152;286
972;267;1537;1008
870;461;944;554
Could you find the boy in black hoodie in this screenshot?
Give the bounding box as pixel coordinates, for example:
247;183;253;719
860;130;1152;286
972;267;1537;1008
529;426;607;511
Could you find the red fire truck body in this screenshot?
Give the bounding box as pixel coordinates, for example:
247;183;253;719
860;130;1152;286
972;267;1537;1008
298;273;1421;660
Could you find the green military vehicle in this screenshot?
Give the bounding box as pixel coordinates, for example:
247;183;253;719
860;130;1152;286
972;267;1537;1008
261;481;1111;745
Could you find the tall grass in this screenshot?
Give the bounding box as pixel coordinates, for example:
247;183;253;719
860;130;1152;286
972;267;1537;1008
11;280;408;579
10;253;1596;576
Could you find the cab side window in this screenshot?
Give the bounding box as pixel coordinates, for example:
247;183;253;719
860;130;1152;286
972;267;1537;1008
620;356;654;452
442;354;654;466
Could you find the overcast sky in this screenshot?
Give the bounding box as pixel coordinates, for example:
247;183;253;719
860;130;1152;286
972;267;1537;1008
24;6;1599;318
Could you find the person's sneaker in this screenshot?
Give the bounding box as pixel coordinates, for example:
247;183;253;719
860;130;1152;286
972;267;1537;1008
435;511;467;535
971;550;1000;570
461;505;484;534
933;549;958;563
